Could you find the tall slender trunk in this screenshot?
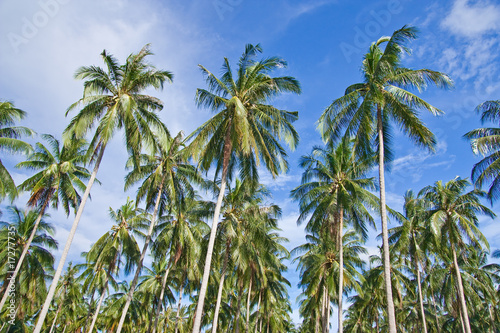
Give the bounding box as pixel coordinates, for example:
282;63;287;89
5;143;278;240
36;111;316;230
254;291;261;333
451;245;471;333
338;208;343;333
322;286;330;333
212;241;231;333
430;291;441;333
376;106;397;333
245;275;253;333
174;282;184;333
458;305;466;333
83;289;96;332
116;182;164;333
259;295;263;333
0;196;51;311
488;305;495;333
192;133;232;333
315;308;320;333
325;293;330;333
152;263;172;333
414;253;428;333
49;296;64;333
34;145;105;333
87;275;108;333
235;283;243;333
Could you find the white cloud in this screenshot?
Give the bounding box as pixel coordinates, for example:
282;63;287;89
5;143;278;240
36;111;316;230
389;141;454;186
442;0;500;37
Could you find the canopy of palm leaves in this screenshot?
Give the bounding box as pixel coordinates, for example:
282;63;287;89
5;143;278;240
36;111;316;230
464;100;500;201
0;100;34;202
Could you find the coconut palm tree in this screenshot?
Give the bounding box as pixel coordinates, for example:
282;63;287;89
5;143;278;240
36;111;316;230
0;100;34;202
117;131;201;332
318;25;453;332
188;43;301;333
0;206;57;327
150;196;207;333
207;179;271;332
419;177;495;333
136;260;177;332
82;198;146;333
0;134;90;313
389;190;432;333
33;45;173;332
294;230;366;333
464;100;500;201
48;263;83;333
291;138;378;332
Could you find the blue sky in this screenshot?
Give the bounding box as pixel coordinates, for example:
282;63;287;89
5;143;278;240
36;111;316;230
1;0;500;329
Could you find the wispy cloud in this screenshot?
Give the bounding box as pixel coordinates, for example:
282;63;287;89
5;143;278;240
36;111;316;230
441;0;500;37
390;141;455;184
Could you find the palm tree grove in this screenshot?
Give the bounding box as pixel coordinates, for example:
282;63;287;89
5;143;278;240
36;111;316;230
1;1;500;332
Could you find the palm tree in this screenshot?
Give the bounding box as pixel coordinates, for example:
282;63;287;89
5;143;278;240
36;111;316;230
419;177;495;333
464;100;500;201
48;263;83;333
83;198;146;333
389;190;431;333
0;134;90;313
117;131;201;332
188;43;301;333
0;100;34;202
291;138;378;332
33;45;173;332
294;230;366;333
0;206;57;326
208;179;284;333
318;25;453;332
136;260;177;332
150;196;206;333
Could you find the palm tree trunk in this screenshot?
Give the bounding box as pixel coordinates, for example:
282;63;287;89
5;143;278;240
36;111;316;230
116;182;164;333
430;291;441;333
325;294;331;333
0;196;51;312
451;245;471;333
152;263;172;333
33;145;106;333
322;286;329;333
254;291;261;333
245;275;253;333
376;106;397;333
82;288;96;332
414;255;428;333
212;241;230;333
235;283;243;333
315;309;320;333
338;208;343;333
192;136;232;333
174;282;184;333
459;305;466;333
49;298;63;333
87;275;108;333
